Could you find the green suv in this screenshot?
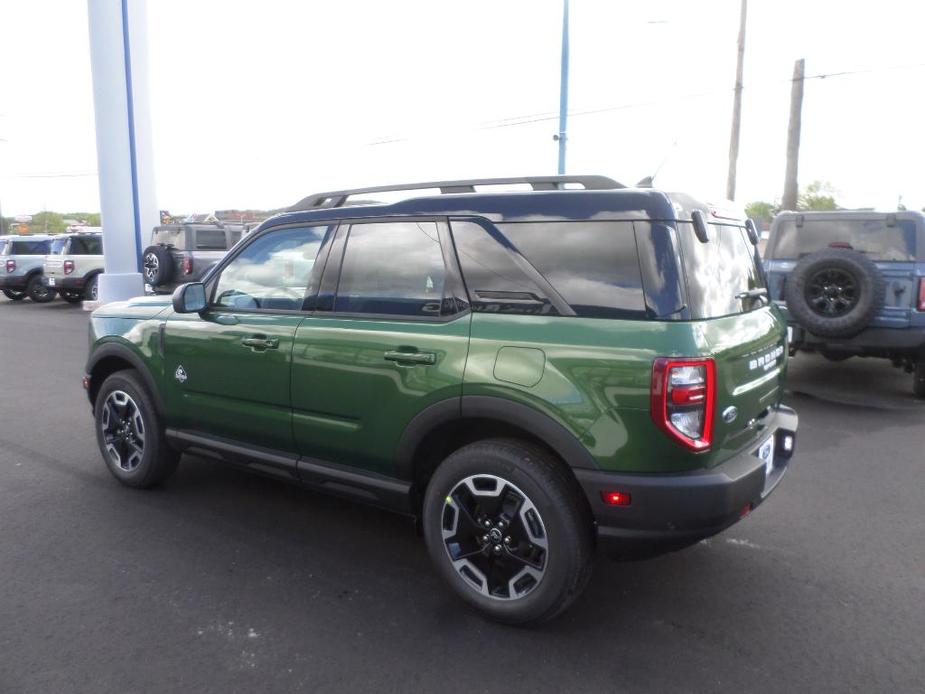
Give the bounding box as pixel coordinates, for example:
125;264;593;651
84;176;798;624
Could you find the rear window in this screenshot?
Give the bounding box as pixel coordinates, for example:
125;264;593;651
10;240;51;255
152;228;185;249
770;219;917;261
678;223;764;319
195;229;228;250
69;235;103;255
451;219;646;318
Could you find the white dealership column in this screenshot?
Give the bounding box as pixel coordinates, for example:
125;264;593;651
87;0;157;302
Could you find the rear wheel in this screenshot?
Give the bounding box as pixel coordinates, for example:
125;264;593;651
423;439;593;625
94;369;179;488
61;291;83;303
914;359;925;399
85;274;100;301
26;275;55;303
2;289;25;301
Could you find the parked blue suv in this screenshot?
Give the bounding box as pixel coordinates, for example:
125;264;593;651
764;210;925;397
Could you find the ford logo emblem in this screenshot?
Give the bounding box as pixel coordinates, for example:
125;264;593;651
722;406;738;424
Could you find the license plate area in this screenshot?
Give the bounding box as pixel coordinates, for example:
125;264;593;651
756;435;779;495
47;277;56;287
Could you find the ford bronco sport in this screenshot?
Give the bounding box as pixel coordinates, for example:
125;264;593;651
765;211;925;397
142;222;249;293
84;176;798;624
44;231;105;302
0;234;55;302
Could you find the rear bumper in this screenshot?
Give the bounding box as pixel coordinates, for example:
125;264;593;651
576;405;798;552
0;275;29;290
43;275;84;291
789;324;925;355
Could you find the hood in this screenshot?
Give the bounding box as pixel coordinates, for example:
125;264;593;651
92;293;172;320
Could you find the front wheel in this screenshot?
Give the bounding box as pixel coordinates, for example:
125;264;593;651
423;439;593;625
26;275;55;303
60;291;83;304
2;289;25;301
94;369;180;488
85;274;100;301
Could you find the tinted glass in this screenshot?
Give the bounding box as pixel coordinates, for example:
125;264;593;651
10;240;51;255
770;219;916;261
678;223;764;319
335;221;446;316
49;237;68;254
499;221;646;318
195;229;228;250
213;226;329;311
69;236;102;255
0;240;9;255
450;220;555;315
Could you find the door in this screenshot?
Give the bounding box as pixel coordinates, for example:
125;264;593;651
162;224;332;456
291;219;470;477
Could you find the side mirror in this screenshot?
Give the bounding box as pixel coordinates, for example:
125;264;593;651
172;282;207;313
744;218;760;246
691;209;710;243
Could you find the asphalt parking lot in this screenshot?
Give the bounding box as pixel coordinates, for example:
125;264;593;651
1;299;923;694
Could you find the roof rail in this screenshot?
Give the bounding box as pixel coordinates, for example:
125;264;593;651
288;175;625;211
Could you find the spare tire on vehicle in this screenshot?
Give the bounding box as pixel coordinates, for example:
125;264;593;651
784;247;885;338
142;245;174;286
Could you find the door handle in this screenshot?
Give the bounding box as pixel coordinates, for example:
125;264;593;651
384;350;437;365
242;336;280;350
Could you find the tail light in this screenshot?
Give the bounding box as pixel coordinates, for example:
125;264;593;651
182;256;193;275
63;260;75;275
5;259;14;273
651;357;716;451
917;278;925;312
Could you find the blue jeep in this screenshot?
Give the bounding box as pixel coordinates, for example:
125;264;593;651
764;210;925;397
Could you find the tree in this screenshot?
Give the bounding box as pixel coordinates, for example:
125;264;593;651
797;180;838;211
745;200;777;223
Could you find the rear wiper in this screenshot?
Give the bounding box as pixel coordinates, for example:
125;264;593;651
736;288;768;304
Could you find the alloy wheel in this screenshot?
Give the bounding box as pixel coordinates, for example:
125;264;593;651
100;390;146;471
441;474;548;601
806;268;859;317
143;253;159;283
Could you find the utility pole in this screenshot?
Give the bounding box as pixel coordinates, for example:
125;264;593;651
781;58;805;211
725;0;747;201
555;0;570;175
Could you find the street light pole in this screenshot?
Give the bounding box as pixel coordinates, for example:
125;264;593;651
556;0;570;175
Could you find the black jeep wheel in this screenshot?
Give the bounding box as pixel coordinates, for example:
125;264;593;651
914;359;925;399
784;248;885;338
142;245;173;287
423;439;593;625
26;274;55;303
60;290;84;303
85;274;100;302
2;289;25;301
94;369;180;488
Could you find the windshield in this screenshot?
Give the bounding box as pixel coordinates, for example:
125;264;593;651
49;237;69;254
769;219;917;261
678;223;765;319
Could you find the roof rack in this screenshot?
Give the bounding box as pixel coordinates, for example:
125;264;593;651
289;175;625;211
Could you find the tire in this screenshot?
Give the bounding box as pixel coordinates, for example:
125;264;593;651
85;274;100;302
914;359;925;399
61;291;84;303
142;246;173;287
784;248;885;338
2;289;25;301
423;439;593;625
26;274;56;303
93;369;180;488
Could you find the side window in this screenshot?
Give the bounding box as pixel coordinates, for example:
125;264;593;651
334;221;446;316
499;221;647;318
196;228;228;250
86;236;103;254
213;226;329;311
450;220;556;315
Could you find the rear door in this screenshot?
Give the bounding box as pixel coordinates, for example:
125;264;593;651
678;220;786;460
290;219;470;478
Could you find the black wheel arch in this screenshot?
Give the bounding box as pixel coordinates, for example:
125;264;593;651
86;343;164;415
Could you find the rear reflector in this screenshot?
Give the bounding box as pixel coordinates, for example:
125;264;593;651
651;357;716;451
917;278;925;312
601;491;631;506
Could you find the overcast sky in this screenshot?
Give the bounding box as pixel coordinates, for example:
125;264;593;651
1;0;924;217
